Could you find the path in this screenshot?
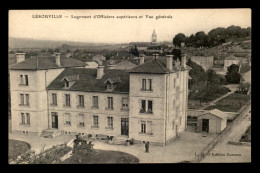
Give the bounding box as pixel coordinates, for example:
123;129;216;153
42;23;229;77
200;104;251;163
9;133;75;154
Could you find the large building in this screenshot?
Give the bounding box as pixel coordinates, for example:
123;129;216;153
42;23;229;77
9;52;191;146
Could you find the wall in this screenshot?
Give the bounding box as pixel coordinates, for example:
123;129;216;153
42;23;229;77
197;114;224;133
47;90;129;136
9;68;64;135
129;73;167;144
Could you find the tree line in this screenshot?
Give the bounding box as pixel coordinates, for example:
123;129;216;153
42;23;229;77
173;25;251;48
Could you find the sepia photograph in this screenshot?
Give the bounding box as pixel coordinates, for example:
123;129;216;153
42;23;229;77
8;9;251;164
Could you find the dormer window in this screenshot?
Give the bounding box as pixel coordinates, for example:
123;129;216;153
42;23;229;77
104;77;121;92
61;75;79;89
65;80;69;88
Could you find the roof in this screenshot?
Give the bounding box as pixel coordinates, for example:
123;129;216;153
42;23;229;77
225;55;240;60
198;109;228;119
9;56;86;70
129;57;191;74
92;54;106;60
62;75;79;82
47;68;130;93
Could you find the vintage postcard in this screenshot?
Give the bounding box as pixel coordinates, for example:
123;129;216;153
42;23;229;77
8;9;251;164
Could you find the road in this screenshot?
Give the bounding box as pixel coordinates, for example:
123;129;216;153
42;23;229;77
200;104;251;163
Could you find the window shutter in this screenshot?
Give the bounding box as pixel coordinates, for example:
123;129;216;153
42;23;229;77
63;113;66;125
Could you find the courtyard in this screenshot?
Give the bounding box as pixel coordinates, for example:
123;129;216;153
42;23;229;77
9;130;217;163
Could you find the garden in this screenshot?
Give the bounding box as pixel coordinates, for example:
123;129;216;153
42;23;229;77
205;93;250;112
62;135;139;164
9;139;31;161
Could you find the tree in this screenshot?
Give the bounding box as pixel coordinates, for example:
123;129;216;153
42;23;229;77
173;33;186;47
130;45;139;57
225;64;241;84
171;48;182;62
194;31;207;48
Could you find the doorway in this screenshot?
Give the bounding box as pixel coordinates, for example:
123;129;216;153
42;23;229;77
121;118;129;136
202;119;209;133
52;113;58;129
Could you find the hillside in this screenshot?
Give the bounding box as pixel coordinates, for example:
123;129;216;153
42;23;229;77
8;37;121;49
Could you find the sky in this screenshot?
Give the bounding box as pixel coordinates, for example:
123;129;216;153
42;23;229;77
9;9;251;43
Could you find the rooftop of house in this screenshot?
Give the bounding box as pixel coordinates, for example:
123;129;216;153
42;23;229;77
198;109;228;119
225;55;240;61
47;68;130;93
9;56;86;70
129;57;191;74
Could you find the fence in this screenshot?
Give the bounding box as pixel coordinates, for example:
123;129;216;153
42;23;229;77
191;101;251;163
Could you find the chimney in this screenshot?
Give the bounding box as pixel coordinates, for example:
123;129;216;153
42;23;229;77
96;65;104;79
166;55;173;71
140;56;144;65
55;53;61;66
181;53;187;68
16;53;26;63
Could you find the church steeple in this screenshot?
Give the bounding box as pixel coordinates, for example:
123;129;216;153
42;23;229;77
152;29;157;43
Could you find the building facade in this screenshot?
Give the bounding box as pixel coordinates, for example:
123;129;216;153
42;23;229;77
190;56;214;71
224;55;241;71
9;53;190;146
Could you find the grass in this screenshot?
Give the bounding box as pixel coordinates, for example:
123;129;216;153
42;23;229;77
62;149;139;164
205;93;250;112
9;139;31;160
240;126;251;142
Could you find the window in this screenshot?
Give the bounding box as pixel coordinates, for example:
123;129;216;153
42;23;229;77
140;121;152;135
25;75;28;85
64;113;71;125
19;75;28;86
141;121;146;133
26;113;30;125
78;114;85;126
65;80;69;88
141;79;152;91
148;101;153;113
20;75;23;85
107;82;112;90
78;95;84;107
93;115;99;127
140;100;153;114
20;94;24;105
179;117;182;125
142;79;146;90
107;97;113;109
51;93;57;106
92;96;98;108
107;117;113;128
21;113;25;124
122;98;128;109
65;94;70;107
21;113;30;125
148;79;152;90
20;94;29;106
140;100;146;113
174;79;176;88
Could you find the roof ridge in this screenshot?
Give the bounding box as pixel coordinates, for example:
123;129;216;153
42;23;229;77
155;58;170;72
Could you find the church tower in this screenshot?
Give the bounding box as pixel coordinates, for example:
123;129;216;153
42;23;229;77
151;29;157;44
